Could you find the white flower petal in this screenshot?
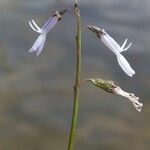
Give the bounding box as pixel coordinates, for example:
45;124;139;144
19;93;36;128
104;32;121;53
116;54;135;77
29;20;42;33
29;21;39;33
29;34;46;55
31;19;42;33
104;34;132;53
121;38;128;50
114;86;143;112
123;42;132;52
101;33;120;55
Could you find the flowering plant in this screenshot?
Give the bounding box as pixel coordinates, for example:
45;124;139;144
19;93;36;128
28;0;143;150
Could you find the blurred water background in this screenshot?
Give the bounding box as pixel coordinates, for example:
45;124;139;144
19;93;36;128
0;0;150;150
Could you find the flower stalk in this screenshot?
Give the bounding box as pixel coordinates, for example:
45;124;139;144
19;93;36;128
67;1;81;150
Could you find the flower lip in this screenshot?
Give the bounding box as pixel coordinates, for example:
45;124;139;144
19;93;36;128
116;54;135;77
29;33;47;56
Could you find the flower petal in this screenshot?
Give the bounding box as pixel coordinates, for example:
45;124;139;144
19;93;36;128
29;20;42;33
121;39;128;50
123;42;132;52
31;19;42;32
116;54;135;77
41;16;58;34
101;33;120;55
29;33;46;55
104;32;121;53
114;86;143;112
36;34;47;56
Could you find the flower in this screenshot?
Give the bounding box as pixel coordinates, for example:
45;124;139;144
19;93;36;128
113;86;143;112
89;78;143;112
28;10;67;56
86;25;135;77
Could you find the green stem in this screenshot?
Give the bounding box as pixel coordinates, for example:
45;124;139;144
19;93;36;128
67;1;81;150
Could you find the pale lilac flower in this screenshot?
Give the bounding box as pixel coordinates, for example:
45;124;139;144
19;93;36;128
86;25;135;77
28;10;67;56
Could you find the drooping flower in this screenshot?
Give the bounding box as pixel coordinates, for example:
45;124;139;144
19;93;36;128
90;78;143;112
86;25;135;77
28;10;68;56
